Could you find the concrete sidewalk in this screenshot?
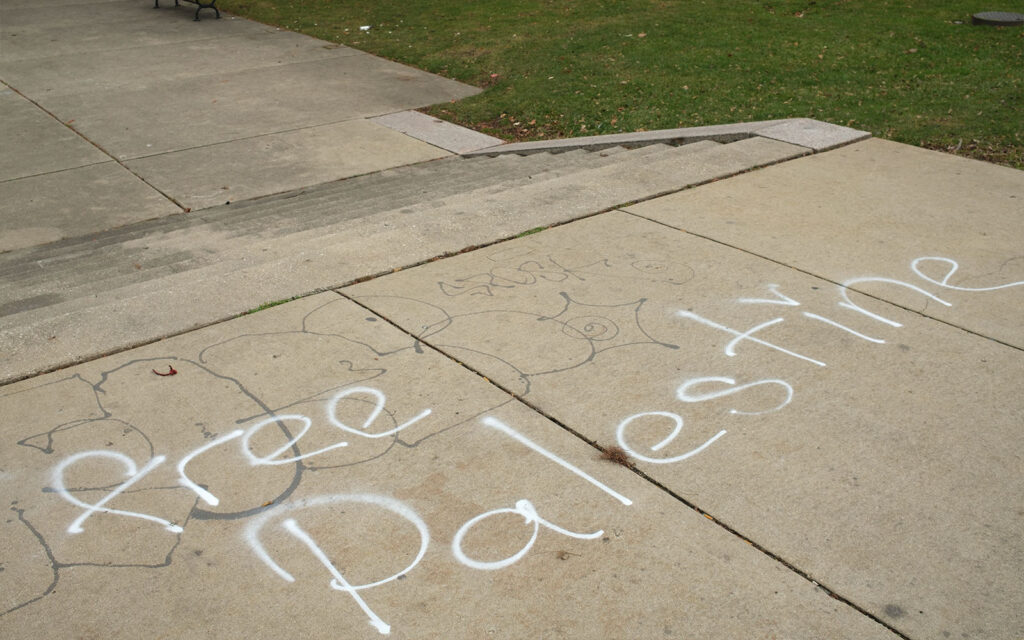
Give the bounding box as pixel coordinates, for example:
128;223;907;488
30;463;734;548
1;3;1023;640
0;0;493;251
2;137;1021;639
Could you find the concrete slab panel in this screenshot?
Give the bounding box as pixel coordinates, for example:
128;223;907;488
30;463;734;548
40;54;480;159
0;30;361;98
0;87;108;181
0;8;274;61
755;118;870;151
370;110;504;154
626;138;1024;348
0;163;180;252
0;293;892;639
0;138;806;384
345;211;1024;640
0;1;174;28
2;0;114;7
125;120;451;210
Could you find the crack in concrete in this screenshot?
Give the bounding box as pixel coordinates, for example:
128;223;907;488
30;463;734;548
335;290;911;640
0;83;188;212
626;211;1024;354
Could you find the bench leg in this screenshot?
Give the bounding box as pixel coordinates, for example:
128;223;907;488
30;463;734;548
155;0;217;20
193;0;220;21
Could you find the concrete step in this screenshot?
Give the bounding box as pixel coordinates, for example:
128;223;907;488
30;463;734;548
4;143;709;319
0;136;808;383
3;139;753;310
0;144;664;292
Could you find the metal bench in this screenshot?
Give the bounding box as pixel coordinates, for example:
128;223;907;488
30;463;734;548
154;0;220;21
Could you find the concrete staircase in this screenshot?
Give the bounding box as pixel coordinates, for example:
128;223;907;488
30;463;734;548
0;136;807;382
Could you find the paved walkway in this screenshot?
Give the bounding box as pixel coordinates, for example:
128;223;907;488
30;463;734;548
0;0;494;252
1;3;1022;640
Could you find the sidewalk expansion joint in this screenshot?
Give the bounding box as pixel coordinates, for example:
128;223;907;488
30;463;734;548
119;115;369;162
1;84;189;213
335;288;912;640
0;149;814;386
627;211;1024;354
0;160;111;186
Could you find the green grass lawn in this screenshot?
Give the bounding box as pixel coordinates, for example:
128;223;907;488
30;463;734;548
218;0;1023;168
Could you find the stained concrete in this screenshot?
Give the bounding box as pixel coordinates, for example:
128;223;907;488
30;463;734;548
0;293;893;639
0;162;181;252
346;208;1024;640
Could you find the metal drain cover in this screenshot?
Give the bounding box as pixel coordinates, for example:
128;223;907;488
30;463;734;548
972;11;1024;25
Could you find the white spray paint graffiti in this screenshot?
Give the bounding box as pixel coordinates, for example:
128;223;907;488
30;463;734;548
242;414;349;465
737;283;801;307
177;429;244;506
327;386;432;439
481;416;632;506
245;494;430;637
48;385;438;635
801;312;885;344
34;254;1018;634
655;254;1020;463
57;385;430;531
613;377;793;464
739;283;886;344
615;411;726;464
452;499;603;571
837;277;950;328
53;451;183;534
282;519;392;634
675;311;827;368
911;257;1024;292
676;377;794;416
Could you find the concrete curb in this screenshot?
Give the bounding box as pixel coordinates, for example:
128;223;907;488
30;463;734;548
463;118;870;156
370;110;504;154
